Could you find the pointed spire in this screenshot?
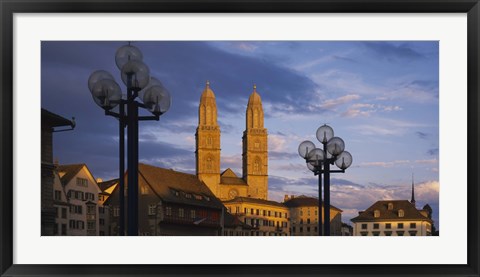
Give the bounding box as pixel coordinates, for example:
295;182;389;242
206;80;210;87
253;84;257;92
411;173;416;206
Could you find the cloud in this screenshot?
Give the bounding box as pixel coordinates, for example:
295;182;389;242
362;42;426;62
318;94;360;110
342;103;402;118
350;118;427;136
427;148;439;156
415;131;428;139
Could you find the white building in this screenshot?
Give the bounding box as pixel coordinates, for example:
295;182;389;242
350;200;433;236
57;164;101;236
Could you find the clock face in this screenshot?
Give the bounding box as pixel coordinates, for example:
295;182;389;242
228;189;238;199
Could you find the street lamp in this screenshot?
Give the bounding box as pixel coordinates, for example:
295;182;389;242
298;124;352;236
88;43;171;236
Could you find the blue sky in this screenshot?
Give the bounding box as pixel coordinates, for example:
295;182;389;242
42;41;439;228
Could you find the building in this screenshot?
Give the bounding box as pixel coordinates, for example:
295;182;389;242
223;211;253;236
57;164;101;236
350;177;434;236
52;170;69;235
223;197;290;236
195;82;268;200
105;163;225;236
283;195;343;236
97;178;117;236
341;223;353;236
41;108;75;235
350;200;433;236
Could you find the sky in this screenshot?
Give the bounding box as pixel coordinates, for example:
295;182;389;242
41;41;439;229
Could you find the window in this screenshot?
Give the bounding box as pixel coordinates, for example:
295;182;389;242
307;210;310;216
256;209;259;215
99;219;105;226
388;203;393;210
398;209;405;217
99;207;105;214
279;212;282;218
268;211;271;216
251;209;254;215
374;210;380;218
76;178;88;187
263;210;266;216
373;224;379;229
315;210;317;216
360;231;368;236
299;227;303;233
55;207;59;218
300;219;303;225
185;193;192;199
170;189;179;197
396;231;405;236
61;224;67;235
398;223;404;229
285;213;288;218
307;219;310;224
306;227;310;232
87;221;95;230
385;223;391;229
191;210;196;219
384;231;392;236
274;212;278;217
54;190;62;201
53;224;58;235
244;208;247;214
148;204;157;216
361;224;368;229
61;208;67;219
166;207;172;216
292;227;296;232
87;205;96;214
410;223;417;229
77;221;84;229
113;207;120;217
179;208;185;218
69;220;75;229
372;231;380;236
409;230;418;236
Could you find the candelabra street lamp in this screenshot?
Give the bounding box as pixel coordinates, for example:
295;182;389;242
88;44;171;236
298;124;352;236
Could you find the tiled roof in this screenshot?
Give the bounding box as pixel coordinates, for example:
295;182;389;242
350;200;433;222
283;196;342;212
223;196;286;208
220;168;247;186
138;163;223;209
57;164;85;186
98;179;118;193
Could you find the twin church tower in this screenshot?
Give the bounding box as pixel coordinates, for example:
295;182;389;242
195;81;268;200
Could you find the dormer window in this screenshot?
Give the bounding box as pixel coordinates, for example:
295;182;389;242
374;210;380;218
388;203;393;210
398;209;405;217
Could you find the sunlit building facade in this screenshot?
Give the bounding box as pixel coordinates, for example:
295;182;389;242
350;200;433;236
284;195;343;236
223;197;290;236
196;82;268;201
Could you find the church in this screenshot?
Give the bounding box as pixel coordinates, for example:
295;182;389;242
195;81;268;201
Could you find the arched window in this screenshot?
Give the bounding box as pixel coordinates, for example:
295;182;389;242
207;136;212;146
374;210;380;218
206;157;213;171
398;209;405;217
253;158;261;173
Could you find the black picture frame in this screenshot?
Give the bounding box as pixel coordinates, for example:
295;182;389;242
1;1;479;276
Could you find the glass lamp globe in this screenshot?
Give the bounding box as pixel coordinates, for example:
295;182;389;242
115;44;143;70
326;137;345;156
142;85;171;116
335;151;353;170
316;124;334;144
139;77;164;101
91;79;122;110
121;60;150;90
307;148;325;167
307;162;316;172
298;140;316;159
88;70;114;93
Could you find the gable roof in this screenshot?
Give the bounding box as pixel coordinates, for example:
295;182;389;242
98;178;118;193
223;196;287;208
350;200;432;223
138;163;223;209
220;168;247;186
284;196;343;212
41;108;74;128
57;164;85;186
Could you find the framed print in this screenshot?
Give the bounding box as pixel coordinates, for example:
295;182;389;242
1;0;479;276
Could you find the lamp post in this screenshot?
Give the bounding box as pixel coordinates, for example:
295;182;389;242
298;124;352;236
88;44;171;236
